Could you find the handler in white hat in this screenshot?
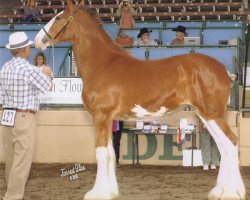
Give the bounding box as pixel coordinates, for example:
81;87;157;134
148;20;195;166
0;31;52;200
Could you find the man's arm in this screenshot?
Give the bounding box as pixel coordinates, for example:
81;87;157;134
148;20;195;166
29;66;52;93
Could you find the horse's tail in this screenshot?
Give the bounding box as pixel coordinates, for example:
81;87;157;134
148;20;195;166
227;70;238;82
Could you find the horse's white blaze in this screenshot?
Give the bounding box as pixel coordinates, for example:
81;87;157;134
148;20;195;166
131;104;167;117
34;11;64;50
199;116;245;199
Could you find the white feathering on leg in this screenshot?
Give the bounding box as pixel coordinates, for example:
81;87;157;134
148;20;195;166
199;116;246;199
207;120;245;199
84;147;115;200
107;139;119;197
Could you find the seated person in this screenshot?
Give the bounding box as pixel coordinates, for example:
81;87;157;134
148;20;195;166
171;25;188;45
23;0;41;22
133;28;158;46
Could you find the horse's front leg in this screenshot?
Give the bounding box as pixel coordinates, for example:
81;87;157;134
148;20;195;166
84;115;118;200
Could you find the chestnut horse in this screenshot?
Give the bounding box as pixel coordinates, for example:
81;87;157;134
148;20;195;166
34;1;245;199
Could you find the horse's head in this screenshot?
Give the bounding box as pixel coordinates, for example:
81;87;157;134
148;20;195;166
35;0;83;51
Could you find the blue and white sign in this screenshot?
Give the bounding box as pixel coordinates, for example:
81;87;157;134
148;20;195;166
0;77;83;105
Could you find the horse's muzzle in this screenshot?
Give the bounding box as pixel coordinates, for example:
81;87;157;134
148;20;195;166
41;35;50;44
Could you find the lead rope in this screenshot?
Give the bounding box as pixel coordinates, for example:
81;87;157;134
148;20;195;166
52;45;55;76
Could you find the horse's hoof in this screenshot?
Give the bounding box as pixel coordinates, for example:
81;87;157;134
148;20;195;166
208;185;245;200
220;191;245;200
84;189;117;200
221;196;244;200
208;185;223;200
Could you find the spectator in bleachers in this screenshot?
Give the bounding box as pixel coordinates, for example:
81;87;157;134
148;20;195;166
133;28;158;46
171;25;188;46
23;0;41;22
34;52;53;77
116;0;137;30
34;52;47;69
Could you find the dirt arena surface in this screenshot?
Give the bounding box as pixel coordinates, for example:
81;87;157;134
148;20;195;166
0;163;249;200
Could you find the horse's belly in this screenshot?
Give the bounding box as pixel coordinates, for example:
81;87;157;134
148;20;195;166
117;104;191;121
118;105;171;121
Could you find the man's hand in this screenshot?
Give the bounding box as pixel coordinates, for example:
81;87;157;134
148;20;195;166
42;66;52;77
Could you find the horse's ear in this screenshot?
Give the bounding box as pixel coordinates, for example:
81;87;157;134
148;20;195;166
65;0;74;10
78;0;85;5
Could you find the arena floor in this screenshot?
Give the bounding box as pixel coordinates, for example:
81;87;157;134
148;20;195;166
0;163;249;200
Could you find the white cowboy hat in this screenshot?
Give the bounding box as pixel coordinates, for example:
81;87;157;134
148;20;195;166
6;31;33;49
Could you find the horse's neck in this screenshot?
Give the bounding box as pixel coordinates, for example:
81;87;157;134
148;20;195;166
72;40;108;77
71;23;118;77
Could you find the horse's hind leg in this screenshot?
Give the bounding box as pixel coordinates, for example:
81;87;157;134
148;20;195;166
199;116;246;200
84;114;118;200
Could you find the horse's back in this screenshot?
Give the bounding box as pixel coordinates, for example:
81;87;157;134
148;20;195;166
108;52;231;89
154;53;227;72
143;52;231;84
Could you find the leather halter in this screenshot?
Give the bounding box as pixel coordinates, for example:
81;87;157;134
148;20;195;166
43;7;80;42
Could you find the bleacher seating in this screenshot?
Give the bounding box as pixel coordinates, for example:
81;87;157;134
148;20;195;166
0;20;244;75
129;47;147;60
122;28;161;42
148;47;191;59
0;0;249;23
126;46;238;73
134;21;164;28
0;0;247;78
166;21;203;28
203;28;243;44
119;20;244;46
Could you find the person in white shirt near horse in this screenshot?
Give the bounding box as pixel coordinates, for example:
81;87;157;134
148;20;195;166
0;31;52;200
34;51;53;77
